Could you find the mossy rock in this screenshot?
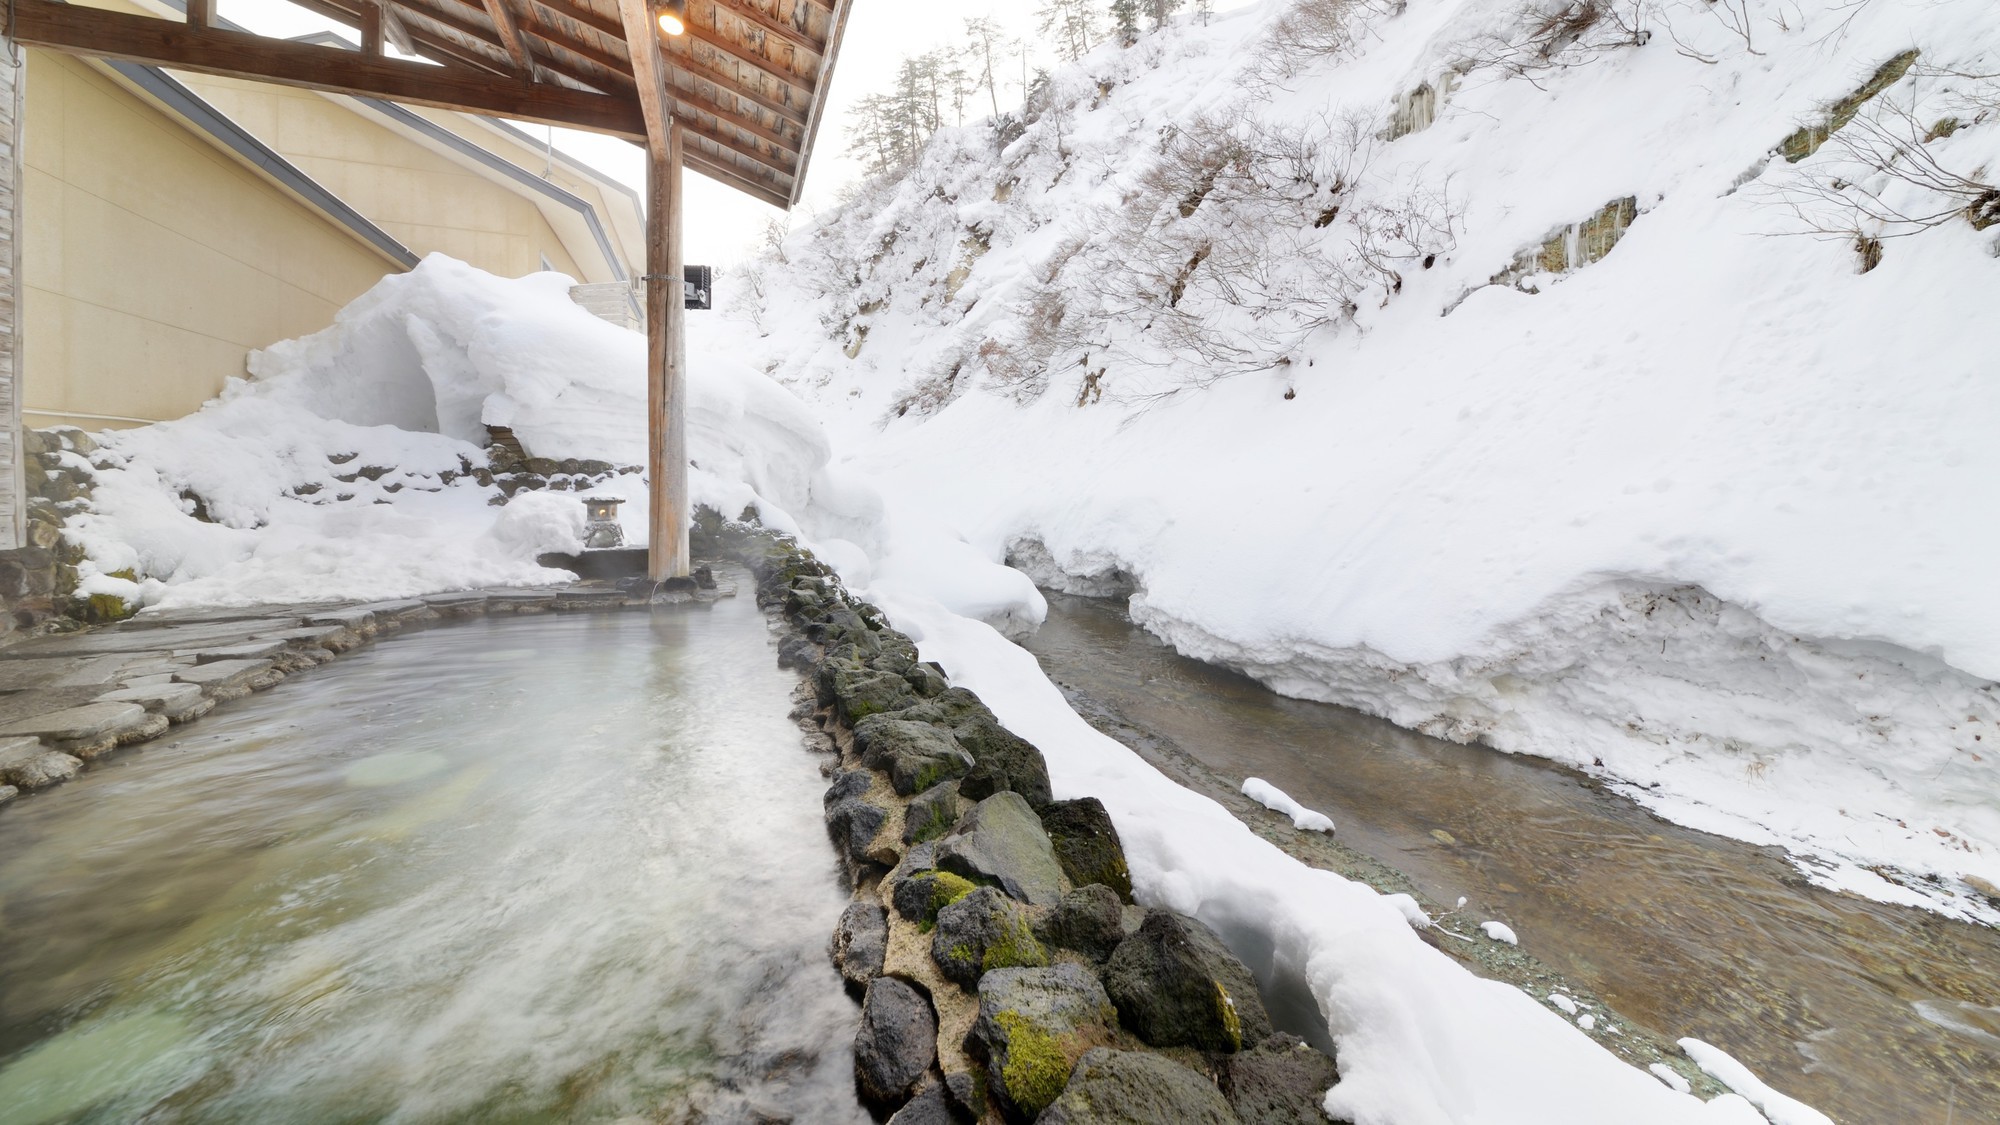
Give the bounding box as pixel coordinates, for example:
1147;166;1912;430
855;716;975;797
1038;1048;1238;1125
932;886;1049;988
973;963;1118;1117
1103;909;1273;1053
1040;797;1134;902
894;868;981;928
904;781;962;846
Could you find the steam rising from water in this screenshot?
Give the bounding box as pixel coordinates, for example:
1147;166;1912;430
0;602;867;1124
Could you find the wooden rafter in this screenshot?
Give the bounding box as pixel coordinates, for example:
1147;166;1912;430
700;0;819;56
675;23;810;98
8;0;643;135
478;0;538;79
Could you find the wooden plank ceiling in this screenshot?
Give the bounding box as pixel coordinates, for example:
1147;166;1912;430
9;0;851;209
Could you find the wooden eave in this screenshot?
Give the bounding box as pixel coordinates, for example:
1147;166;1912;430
6;0;851;209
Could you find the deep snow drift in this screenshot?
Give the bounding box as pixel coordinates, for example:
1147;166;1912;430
69;257;882;608
56;251;1799;1121
734;0;2000;922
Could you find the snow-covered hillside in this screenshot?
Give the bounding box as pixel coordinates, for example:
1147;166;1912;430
738;0;2000;920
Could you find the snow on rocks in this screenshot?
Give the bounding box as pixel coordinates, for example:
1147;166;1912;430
1480;920;1519;946
1679;1038;1836;1125
1242;776;1335;832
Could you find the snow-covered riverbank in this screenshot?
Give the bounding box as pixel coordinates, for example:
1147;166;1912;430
738;0;2000;924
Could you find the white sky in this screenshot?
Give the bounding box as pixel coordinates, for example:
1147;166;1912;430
220;0;1255;267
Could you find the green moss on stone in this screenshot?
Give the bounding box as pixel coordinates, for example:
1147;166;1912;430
994;1011;1071;1113
981;913;1049;975
1215;981;1243;1052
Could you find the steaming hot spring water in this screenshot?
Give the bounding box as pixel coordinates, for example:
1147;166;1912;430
0;596;871;1123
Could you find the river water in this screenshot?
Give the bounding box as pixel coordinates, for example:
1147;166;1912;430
1026;592;2000;1125
0;599;867;1125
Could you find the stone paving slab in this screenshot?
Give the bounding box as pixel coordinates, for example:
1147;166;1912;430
0;701;150;741
97;682;206;714
252;625;356;648
0;735;76;792
0;621;286;658
173;659;275;689
179;641;290;664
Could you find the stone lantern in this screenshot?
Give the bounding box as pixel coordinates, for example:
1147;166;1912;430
582;496;625;549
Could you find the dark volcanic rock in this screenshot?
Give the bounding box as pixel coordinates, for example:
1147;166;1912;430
1038;1048;1240;1125
903;780;961;846
825;768;874;808
832;901;888;990
951;711;1055;809
819;659;920;724
973;962;1118;1117
931;886;1049;988
854;716;976;796
1040;797;1134;902
1221;1032;1341;1124
886;1081;953;1125
1036;884;1126;963
892;868;979;926
855;976;938;1104
827;795;889;866
1104;910;1274;1052
935;791;1066;907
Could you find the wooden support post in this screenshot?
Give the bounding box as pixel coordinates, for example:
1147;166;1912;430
0;46;24;552
644;121;688;580
186;0;211;31
359;2;382;56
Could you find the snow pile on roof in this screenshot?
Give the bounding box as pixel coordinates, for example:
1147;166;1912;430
738;0;2000;920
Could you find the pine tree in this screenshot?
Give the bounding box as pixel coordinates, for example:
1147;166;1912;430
1145;0;1183;32
1037;0;1099;61
1110;0;1140;46
962;17;1011;118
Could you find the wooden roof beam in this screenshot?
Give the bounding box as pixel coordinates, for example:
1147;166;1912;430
479;0;538;80
289;0;515;76
10;0;644;136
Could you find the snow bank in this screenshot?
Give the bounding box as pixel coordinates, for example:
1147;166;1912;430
73;256;877;610
867;588;1769;1125
1679;1039;1836;1125
739;0;2000;919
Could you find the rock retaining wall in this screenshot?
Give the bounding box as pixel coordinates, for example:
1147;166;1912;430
696;509;1346;1125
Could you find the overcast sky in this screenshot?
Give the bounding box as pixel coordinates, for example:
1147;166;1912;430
219;0;1255;267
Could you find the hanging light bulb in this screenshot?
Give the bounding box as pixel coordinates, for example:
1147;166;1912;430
656;0;686;36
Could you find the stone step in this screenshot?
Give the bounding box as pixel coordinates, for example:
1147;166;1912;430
0;701;151;742
97;682;206;714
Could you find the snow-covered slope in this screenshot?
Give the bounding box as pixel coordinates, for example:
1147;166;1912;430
738;0;2000;919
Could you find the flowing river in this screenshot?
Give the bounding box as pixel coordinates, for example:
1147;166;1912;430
0;598;867;1125
1025;591;2000;1125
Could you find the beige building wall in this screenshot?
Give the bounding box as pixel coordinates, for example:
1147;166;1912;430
21;50;401;429
181;75;588;282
